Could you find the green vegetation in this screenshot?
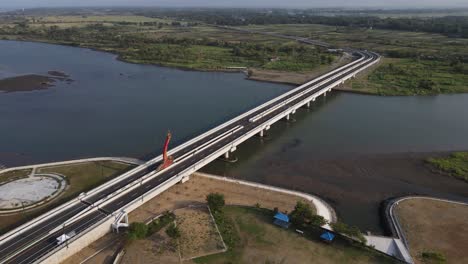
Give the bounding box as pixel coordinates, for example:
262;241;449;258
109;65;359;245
127;211;176;240
206;192;225;212
0;169;32;183
331;221;367;244
242;24;468;95
147;211;176;236
165;223;181;239
421;251;446;264
289;201;326;228
195;206;396;264
205;192;240;248
37;161;135;200
426;152;468;182
127;222;149;240
0;161;134;235
139;9;468;38
350;58;468;95
0;15;335;72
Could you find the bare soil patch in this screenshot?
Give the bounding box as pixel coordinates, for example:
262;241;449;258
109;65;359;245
120;225;180;264
176;206;225;260
129;173;315;223
64;174;315;264
395;198;468;264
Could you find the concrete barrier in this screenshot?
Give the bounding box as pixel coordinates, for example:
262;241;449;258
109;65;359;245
194;172;337;228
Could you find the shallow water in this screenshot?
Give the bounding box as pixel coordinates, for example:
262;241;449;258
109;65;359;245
204;92;468;233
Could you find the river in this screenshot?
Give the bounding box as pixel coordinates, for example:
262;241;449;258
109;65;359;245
0;40;289;165
1;40;467;233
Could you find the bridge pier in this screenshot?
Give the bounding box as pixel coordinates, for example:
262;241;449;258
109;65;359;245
306;101;311;108
286;114;290;121
259;130;264;137
111;211;129;233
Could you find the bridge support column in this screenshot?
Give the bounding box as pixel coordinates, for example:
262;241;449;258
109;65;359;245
181;174;190;183
286;114;290;121
306;101;311;108
258;129;266;137
324;92;327;97
111;211;129;233
224;152;230;159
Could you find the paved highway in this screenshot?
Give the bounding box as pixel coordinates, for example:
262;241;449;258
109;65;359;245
0;50;379;264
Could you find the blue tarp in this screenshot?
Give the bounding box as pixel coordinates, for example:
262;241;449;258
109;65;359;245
274;219;291;228
274;212;289;222
320;231;335;241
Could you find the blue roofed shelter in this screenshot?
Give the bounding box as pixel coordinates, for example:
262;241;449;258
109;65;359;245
273;212;291;228
320;231;335;243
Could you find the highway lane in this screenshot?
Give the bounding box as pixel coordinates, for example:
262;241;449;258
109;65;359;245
2;51;377;264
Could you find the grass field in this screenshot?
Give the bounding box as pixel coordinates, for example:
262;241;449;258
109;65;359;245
241;24;468;95
0;169;32;183
0;161;134;235
426;152;468;182
347;57;468;95
395;198;468;264
37;161;135;200
194;206;396;264
242;24;468;59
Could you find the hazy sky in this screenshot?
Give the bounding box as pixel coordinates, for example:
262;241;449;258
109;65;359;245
2;0;468;8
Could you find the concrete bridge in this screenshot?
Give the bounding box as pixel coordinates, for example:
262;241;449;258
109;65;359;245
0;50;380;264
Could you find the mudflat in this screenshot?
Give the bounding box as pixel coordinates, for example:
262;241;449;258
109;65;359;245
0;74;56;93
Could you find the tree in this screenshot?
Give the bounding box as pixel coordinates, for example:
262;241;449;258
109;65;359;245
166;223;181;238
289;201;314;227
207;193;225;212
331;221;366;244
309;215;327;227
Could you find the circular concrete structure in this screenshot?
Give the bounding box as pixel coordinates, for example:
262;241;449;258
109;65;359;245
0;175;65;212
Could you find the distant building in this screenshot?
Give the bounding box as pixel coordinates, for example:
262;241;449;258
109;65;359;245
273;212;291;228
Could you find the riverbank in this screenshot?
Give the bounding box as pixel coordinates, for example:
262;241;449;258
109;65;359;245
63;173;394;264
394;197;468;264
204;151;468;234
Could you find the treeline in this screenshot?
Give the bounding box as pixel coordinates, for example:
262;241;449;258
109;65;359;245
139;9;468;38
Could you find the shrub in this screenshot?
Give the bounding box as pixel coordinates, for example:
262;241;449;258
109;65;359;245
331;221;366;244
421;251;446;263
207;193;225;212
147;211;175;236
127;222;148;240
166;223;181;239
289;201;314;227
212;210;239;248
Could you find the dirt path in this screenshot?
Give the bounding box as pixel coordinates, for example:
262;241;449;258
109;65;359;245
129;173;317;223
